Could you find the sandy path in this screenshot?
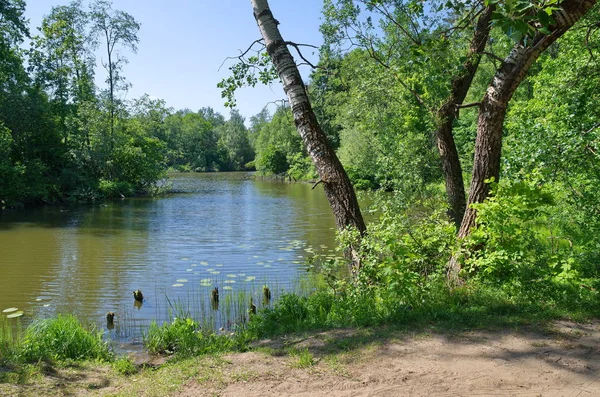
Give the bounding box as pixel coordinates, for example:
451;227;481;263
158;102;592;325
179;321;600;397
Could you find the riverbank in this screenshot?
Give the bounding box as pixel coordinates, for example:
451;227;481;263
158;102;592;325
1;320;599;396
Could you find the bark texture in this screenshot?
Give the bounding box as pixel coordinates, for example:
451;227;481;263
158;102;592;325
251;0;366;242
447;0;598;281
435;6;494;228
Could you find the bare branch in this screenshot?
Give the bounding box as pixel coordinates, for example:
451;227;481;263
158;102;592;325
285;41;320;69
219;38;264;71
364;0;422;46
482;51;504;63
456;102;482;109
583;122;600;135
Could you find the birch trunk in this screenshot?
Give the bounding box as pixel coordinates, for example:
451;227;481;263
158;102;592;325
447;0;598;282
251;0;366;256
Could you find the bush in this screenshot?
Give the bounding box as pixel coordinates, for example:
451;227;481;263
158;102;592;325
19;315;112;363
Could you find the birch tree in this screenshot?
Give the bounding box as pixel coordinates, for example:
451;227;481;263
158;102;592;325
250;0;366;260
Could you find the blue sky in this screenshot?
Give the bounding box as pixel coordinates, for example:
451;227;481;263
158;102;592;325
24;0;325;121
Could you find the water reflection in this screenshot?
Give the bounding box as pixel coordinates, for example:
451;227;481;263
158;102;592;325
0;172;339;344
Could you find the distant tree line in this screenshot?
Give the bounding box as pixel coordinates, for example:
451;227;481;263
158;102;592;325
0;0;257;208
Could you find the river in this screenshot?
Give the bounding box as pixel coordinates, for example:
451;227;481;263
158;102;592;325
0;172;340;346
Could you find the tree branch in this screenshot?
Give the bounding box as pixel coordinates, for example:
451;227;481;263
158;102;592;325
482;51;504;63
219;38;265;71
285;41;320;69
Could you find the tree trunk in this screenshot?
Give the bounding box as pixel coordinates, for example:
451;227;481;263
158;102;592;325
435;6;493;228
105;28;115;151
448;0;598;281
251;0;367;260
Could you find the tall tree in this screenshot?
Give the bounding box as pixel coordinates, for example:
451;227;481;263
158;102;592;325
321;0;493;226
250;0;367;263
29;0;95;147
90;0;140;146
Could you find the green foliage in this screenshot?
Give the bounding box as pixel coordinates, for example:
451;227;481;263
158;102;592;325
252;106;309;177
98;179;134;198
112;357;137;375
0;317;20;365
287;152;317;181
288;347;315;368
257;145;288;174
458;175;600;308
486;0;561;42
218;50;278;108
460;176;555;280
19;314;112;363
143;317;234;357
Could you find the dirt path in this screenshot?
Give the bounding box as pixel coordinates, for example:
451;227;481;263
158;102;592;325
179;321;600;397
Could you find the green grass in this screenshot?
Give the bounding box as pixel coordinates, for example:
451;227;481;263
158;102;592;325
112;357;137;375
18;314;112;363
0;316;21;365
246;280;600;340
288;347;315;368
143;317;241;357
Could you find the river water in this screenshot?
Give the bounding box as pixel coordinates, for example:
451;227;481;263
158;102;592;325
0;173;339;346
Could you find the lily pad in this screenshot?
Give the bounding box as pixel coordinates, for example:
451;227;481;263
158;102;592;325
176;279;188;283
215;264;224;267
180;257;189;261
224;280;236;284
6;311;23;318
226;274;237;278
223;286;233;290
244;276;256;282
172;283;184;287
186;268;193;272
201;278;212;283
210;271;220;275
200;261;208;265
2;308;18;313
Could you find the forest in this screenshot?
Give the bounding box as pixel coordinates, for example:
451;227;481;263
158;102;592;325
1;0;600;391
